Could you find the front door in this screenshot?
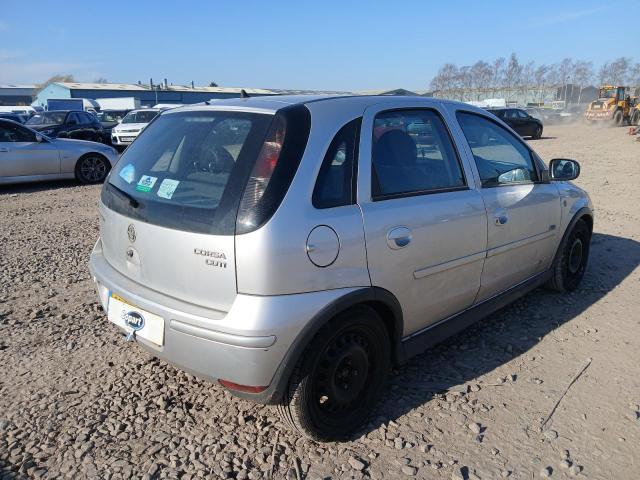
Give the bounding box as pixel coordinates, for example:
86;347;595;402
0;123;60;178
358;105;488;337
454;110;561;302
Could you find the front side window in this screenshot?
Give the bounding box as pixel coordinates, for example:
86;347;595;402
372;109;465;198
0;124;35;142
456;112;539;187
312;118;360;208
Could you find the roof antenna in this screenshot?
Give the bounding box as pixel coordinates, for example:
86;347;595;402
240;89;249;98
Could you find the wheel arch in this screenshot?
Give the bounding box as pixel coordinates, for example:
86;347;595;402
244;287;404;404
553;206;593;267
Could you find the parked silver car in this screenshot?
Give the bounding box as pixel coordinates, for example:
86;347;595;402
89;96;593;440
0;119;118;185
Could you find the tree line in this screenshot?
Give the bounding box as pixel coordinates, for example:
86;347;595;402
429;53;640;102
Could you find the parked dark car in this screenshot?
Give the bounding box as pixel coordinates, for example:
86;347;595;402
489;108;543;139
26;110;104;142
96;110;130;145
0;113;29;124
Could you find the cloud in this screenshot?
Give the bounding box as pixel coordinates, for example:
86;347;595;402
532;6;610;26
0;61;102;84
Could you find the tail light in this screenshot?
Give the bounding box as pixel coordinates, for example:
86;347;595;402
236;116;286;229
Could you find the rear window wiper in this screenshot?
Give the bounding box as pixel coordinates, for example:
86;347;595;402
109;183;139;208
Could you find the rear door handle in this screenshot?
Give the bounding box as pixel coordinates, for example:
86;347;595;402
387;226;412;249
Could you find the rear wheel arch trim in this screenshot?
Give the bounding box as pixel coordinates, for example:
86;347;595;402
242;287;404;404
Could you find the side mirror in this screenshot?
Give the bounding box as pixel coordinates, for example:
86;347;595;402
550;158;580;181
35;133;46;143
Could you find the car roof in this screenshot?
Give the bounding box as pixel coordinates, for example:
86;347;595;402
167;94;476;115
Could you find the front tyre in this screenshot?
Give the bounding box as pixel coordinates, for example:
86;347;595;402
532;125;543;139
277;305;391;441
613;110;623;126
75;153;110;184
546;219;591;293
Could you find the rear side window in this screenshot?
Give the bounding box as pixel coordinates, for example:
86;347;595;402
312;118;360;208
372;109;466;199
102;106;311;235
456;111;539;186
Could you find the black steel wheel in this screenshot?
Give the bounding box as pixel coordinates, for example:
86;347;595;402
76;153;110;184
278;305;391;441
546;219;591;292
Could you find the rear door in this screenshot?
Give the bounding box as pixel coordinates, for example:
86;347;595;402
453;110;561;302
100;109;274;312
358;104;488;337
0;123;60;177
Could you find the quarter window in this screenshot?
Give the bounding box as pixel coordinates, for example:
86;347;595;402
313;118;360;208
456;112;539;187
372;109;465;198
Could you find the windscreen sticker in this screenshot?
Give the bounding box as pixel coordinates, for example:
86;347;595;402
157;179;180;199
135;175;158;193
118;164;136;184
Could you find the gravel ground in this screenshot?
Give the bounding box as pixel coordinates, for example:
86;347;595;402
1;124;639;480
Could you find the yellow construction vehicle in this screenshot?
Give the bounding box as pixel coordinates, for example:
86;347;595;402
585;85;632;125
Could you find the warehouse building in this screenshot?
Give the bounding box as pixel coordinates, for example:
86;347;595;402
0;84;36;106
33;81;282;108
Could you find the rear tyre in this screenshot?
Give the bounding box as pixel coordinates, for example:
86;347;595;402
532;126;543;139
277;305;391;441
545;219;590;293
75;153;110;184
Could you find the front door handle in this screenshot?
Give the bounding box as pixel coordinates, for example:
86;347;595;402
387;226;412;249
0;147;9;152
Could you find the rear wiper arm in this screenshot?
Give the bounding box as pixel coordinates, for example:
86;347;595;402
109;183;139;208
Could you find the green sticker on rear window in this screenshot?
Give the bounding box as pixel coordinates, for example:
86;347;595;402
135;175;157;192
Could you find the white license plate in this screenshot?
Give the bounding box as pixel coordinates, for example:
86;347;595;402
107;293;165;346
120;137;135;142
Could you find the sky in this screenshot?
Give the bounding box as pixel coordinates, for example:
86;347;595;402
0;0;636;91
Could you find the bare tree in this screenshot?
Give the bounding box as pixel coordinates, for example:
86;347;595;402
491;57;505;94
598;62;610;85
93;77;108;84
609;57;631;85
520;61;535;105
471;61;492;99
534;64;549;105
503;53;522;100
36;74;75;88
573;61;594;104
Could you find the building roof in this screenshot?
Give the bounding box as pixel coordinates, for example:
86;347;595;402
0;84;36;89
53;82;277;95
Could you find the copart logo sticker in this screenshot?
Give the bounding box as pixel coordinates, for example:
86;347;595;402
122;311;145;331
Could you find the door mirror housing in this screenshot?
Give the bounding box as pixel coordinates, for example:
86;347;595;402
550;158;580;181
35;133;47;143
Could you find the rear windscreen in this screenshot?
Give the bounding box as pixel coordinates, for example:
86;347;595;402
102;110;273;234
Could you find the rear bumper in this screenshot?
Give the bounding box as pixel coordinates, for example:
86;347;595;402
88;238;358;401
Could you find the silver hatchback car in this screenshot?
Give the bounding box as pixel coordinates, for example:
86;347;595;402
89;95;593;440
